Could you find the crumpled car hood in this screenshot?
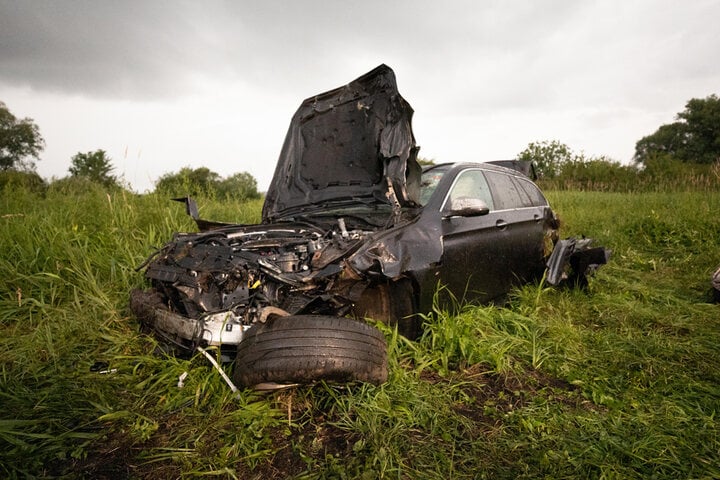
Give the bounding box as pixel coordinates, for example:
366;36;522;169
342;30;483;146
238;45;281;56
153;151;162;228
262;64;422;222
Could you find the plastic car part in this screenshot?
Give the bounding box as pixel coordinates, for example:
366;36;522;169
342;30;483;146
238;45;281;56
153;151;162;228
546;237;611;287
130;288;253;353
232;315;388;388
197;346;239;394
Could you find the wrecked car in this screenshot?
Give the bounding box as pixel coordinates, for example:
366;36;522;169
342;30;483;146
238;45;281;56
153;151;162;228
130;64;608;388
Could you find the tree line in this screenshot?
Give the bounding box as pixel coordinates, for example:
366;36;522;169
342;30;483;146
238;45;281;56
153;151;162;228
518;94;720;178
2;94;719;195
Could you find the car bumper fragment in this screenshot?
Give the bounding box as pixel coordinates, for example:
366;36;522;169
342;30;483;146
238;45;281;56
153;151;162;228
130;289;249;352
545;237;611;287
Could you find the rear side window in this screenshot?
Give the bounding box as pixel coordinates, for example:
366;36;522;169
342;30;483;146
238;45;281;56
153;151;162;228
515;178;548;206
484;171;527;210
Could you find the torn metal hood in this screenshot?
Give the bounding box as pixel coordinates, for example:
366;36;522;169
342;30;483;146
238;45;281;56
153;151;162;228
262;64;422;222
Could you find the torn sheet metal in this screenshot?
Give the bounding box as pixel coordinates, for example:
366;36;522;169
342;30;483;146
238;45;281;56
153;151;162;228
263;64;422;222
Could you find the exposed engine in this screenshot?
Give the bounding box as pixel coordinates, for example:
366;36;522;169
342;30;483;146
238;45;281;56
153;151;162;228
131;220;377;353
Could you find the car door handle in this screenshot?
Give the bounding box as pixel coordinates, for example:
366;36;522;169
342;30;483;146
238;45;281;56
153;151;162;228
495;219;508;230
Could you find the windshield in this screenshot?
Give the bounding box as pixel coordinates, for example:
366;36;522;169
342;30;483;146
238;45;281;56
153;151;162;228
419;165;450;205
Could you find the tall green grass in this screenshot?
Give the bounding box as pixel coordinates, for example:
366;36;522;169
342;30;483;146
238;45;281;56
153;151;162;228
1;183;719;478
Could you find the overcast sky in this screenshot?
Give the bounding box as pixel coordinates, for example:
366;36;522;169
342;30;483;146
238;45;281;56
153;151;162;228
1;0;719;192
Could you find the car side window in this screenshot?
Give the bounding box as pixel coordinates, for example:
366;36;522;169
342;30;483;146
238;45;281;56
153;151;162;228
484;171;527;210
516;178;548;206
447;170;494;210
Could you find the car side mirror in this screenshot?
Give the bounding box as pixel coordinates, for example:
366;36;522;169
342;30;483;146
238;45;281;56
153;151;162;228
443;197;490;218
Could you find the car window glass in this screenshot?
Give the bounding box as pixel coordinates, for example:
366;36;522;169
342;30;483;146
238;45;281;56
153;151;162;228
419;166;449;205
447;170;494;210
510;177;534;207
484;171;526;210
516;178;548;206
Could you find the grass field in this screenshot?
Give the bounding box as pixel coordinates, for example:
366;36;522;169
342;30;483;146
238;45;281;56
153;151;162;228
1;184;719;479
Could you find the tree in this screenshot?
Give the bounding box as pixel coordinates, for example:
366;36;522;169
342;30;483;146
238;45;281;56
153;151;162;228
217;171;261;200
634;123;688;163
634;94;720;164
155;167;222;197
69;150;118;187
0;101;45;171
155;167;261;199
517;140;575;178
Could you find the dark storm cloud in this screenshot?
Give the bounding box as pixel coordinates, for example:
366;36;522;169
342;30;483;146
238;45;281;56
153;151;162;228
0;1;198;96
0;1;395;98
4;0;717;109
0;0;584;101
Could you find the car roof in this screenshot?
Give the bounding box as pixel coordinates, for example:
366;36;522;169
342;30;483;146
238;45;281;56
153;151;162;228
424;161;535;179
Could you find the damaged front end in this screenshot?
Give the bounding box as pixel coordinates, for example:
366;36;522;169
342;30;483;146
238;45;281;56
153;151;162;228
131;64;423;360
129;216;407;358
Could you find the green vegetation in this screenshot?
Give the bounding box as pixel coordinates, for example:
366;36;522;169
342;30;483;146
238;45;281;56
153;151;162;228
518;92;720;190
155;166;261;200
1;178;718;479
0;169;47;194
634;94;720;165
68;150;119;188
518;139;720;193
2;100;264;199
517;139;576;178
0;101;45;171
537;155;720;192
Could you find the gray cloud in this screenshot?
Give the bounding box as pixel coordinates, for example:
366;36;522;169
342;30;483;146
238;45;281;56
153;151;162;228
0;1;589;100
0;2;216;97
3;1;718;107
0;1;405;97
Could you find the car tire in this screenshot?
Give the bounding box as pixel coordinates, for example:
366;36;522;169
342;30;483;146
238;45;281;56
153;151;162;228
233;315;388;387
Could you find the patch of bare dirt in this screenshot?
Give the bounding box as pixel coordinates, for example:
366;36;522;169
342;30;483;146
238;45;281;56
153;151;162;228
420;362;596;432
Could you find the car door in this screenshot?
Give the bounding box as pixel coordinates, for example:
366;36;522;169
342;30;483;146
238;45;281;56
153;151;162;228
483;171;547;285
439;168;514;303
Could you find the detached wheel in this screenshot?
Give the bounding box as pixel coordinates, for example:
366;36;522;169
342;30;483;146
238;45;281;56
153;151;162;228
233;315;388;388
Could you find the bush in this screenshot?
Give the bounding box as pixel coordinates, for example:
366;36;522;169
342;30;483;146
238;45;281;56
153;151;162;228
0;170;47;194
48;176;125;196
557;158;638;191
154;167;261;201
535;154;719;192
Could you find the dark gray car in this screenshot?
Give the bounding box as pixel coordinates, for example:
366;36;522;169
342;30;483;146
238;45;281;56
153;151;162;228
130;65;607;388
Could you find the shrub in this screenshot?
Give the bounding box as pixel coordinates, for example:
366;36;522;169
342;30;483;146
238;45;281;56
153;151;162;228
0;169;47;194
